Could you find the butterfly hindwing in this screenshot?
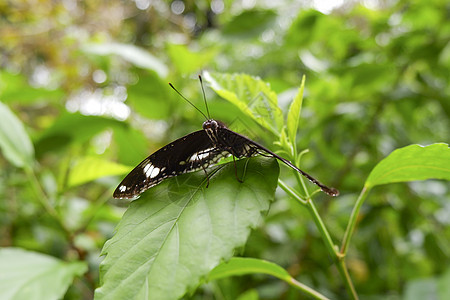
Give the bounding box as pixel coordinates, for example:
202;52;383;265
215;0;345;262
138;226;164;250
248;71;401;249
113;130;227;199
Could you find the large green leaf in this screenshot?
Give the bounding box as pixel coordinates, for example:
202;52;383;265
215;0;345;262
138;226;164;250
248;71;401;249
0;248;87;300
95;157;279;300
0;102;34;168
204;71;283;135
365;143;450;189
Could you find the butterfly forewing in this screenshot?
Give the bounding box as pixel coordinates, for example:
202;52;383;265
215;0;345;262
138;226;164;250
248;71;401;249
113;130;228;199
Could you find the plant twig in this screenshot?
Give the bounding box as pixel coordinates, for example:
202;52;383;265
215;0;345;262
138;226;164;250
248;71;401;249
340;186;370;255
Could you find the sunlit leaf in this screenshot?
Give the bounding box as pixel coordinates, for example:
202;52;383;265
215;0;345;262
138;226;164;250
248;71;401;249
0;248;87;300
204;71;283;135
95;157;279;300
365;143;450;189
0;102;34;168
286;75;305;146
68;156;131;187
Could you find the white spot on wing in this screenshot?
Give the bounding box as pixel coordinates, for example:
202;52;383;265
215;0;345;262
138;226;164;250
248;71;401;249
143;163;160;179
189;148;215;162
119;185;126;192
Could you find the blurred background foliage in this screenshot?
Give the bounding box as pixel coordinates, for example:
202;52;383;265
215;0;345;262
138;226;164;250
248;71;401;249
0;0;449;299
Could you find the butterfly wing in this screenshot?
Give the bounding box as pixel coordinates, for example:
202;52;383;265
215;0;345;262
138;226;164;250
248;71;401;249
113;130;226;199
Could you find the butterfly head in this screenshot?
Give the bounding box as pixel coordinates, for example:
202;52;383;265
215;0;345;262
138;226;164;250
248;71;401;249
202;119;226;131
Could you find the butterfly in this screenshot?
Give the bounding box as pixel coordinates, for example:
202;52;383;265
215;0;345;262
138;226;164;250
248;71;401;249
113;76;339;199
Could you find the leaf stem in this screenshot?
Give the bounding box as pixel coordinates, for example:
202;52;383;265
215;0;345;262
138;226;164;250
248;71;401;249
340;186;370;255
287;277;331;300
278;179;306;205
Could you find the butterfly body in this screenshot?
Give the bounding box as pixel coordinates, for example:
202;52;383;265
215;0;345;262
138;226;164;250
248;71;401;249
114;119;338;199
114;120;252;199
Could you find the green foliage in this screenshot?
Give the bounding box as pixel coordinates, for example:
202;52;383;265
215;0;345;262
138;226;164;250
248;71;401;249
366;143;450;188
1;0;449;299
96;157;279;299
205;72;284;135
286;76;305;148
0;102;34;168
82;43;169;77
68;156;131;187
0;248;87;300
222;9;277;38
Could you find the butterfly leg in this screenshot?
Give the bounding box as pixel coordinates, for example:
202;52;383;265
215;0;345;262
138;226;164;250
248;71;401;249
232;155;244;183
200;163;210;188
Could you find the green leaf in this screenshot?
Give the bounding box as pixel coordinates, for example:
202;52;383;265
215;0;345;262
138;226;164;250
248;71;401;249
222;9;277;39
0;71;64;104
286;75;305;146
365;143;450;189
113;125;150;166
82;43;168;78
0;247;87;300
209;257;330;299
167;44;218;74
95;157;279;300
437;267;450;300
68;156;131;187
204;71;283;135
126;72;171;119
236;289;259;300
209;257;291;282
0;102;34;168
35;112;123;155
403;278;437;300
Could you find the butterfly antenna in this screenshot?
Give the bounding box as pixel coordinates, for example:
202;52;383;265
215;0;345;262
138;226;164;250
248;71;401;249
169;82;208;120
198;75;211;119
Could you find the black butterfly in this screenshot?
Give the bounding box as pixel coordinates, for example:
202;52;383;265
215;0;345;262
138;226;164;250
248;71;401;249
113;77;338;199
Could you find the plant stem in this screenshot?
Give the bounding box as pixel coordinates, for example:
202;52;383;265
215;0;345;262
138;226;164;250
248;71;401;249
278;179;306;205
25;166;70;234
340;186;370;255
287;277;331;300
278;179;359;299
